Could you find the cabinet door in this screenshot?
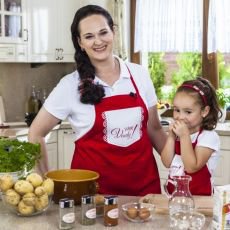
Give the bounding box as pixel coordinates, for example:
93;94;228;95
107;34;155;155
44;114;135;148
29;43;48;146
0;0;27;44
153;149;169;191
27;0;79;62
47;142;58;170
213;136;230;185
57;0;79;62
58;129;75;169
27;0;58;62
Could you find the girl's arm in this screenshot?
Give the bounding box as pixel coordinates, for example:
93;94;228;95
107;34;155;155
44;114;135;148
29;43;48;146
147;105;167;154
28;107;61;175
173;120;213;173
161;123;176;168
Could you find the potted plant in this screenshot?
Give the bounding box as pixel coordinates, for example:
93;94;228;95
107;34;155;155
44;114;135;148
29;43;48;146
216;88;230;122
0;139;41;178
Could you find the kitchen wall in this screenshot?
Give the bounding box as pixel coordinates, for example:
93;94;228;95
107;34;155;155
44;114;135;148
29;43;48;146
0;63;75;122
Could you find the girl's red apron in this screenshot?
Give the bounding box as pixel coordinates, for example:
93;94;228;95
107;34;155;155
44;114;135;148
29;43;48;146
167;130;212;195
71;69;161;196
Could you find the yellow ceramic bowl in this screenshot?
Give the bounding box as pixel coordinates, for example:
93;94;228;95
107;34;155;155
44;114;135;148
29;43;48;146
45;169;99;205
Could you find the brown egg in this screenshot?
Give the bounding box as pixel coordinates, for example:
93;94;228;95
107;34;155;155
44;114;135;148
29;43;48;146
139;207;151;220
126;207;138;219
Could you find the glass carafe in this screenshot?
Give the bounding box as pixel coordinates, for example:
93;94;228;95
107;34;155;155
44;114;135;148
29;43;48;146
164;175;195;216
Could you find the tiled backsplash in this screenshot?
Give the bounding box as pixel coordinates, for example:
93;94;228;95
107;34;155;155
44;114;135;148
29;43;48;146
0;63;75;122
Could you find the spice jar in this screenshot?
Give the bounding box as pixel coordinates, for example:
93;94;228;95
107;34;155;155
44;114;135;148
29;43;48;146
104;196;118;226
59;198;75;229
81;195;96;225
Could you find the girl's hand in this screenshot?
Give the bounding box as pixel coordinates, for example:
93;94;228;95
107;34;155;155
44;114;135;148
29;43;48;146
168;123;177;140
172;120;190;137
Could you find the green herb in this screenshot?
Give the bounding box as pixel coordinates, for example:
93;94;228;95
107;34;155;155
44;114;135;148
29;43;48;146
0;139;41;172
216;88;230;108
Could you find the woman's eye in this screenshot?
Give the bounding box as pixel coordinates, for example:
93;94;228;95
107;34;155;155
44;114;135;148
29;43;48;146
85;35;94;39
185;111;192;114
100;30;108;36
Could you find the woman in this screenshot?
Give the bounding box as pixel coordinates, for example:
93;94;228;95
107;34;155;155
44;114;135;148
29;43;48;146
29;5;167;196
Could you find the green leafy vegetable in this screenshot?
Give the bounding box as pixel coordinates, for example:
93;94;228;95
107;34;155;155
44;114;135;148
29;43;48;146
0;139;41;172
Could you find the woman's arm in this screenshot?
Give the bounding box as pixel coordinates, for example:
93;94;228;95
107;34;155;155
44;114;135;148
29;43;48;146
28;107;61;175
147;105;167;154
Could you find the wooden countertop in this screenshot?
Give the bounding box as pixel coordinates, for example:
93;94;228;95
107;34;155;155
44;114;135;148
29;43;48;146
0;195;213;229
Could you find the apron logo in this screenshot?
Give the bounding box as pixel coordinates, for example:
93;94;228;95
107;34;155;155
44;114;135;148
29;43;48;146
111;124;138;140
103;107;142;147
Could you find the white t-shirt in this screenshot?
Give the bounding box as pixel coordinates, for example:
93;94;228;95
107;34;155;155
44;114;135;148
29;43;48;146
170;130;220;177
44;56;157;141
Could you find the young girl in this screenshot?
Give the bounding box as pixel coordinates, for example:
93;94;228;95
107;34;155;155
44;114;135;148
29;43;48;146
161;77;222;195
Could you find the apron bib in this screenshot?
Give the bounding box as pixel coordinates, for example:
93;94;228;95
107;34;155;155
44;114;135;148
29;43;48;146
167;130;212;195
71;69;161;195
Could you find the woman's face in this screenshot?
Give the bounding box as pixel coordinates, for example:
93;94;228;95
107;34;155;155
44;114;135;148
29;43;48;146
78;14;114;63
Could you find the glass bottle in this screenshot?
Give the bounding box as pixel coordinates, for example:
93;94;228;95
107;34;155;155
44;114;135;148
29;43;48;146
104;196;118;226
36;90;42;110
59;198;75;230
164;175;195;216
26;85;39;114
80;195;96;225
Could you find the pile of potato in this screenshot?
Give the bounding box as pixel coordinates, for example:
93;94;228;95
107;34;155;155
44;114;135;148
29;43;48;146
0;172;54;216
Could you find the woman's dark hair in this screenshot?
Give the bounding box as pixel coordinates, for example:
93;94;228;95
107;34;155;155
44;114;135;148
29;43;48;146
176;77;222;130
71;5;114;104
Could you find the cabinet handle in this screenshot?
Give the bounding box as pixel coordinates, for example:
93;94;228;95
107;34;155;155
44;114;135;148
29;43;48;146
23;29;28;41
59;48;63;60
55;48;60;60
63;131;75;135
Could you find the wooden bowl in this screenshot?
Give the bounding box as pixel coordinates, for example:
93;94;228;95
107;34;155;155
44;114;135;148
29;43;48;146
45;169;99;205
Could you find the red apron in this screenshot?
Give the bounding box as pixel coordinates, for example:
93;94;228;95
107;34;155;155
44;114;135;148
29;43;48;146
167;130;212;195
71;69;161;196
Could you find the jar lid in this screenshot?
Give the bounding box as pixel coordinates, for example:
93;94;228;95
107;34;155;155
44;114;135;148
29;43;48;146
104;196;118;205
81;195;94;204
59;198;74;208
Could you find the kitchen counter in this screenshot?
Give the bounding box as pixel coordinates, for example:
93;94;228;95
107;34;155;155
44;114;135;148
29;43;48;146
1;121;230;139
0;195;213;230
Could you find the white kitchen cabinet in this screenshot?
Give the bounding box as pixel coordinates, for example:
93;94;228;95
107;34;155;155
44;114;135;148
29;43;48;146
0;0;28;62
0;43;27;61
45;130;58;170
27;0;80;62
58;129;75;169
16;129;58;170
154;134;230;191
212;135;230;186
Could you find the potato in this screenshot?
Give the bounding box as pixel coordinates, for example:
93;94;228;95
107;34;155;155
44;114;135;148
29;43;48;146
34;186;46;196
35;193;49;211
14;180;34;195
22;192;36;206
18;200;35;215
26;173;43;188
5;189;21;206
42;178;54;195
0;174;14;192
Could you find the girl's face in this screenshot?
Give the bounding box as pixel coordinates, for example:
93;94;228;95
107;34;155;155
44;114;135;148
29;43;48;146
173;92;209;133
78;14;114;63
